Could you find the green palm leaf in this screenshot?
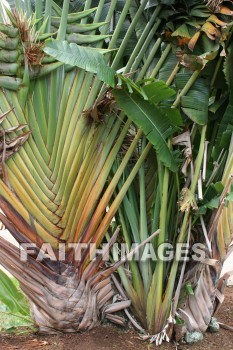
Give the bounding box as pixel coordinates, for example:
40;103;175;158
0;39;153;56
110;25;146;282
175;72;209;125
44;39;116;86
0;270;30;316
114;86;180;172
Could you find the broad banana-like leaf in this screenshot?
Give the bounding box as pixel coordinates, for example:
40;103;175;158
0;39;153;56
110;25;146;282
114;86;180;172
142;80;176;104
0;269;30;316
175;73;209;125
44;39;115;87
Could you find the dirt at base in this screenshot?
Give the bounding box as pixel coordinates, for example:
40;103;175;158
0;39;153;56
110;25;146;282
0;287;232;350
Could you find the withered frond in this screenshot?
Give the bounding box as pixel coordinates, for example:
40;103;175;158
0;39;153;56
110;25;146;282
12;9;31;42
25;42;44;68
206;0;225;12
84;90;116;125
118;124;140;164
12;9;44;68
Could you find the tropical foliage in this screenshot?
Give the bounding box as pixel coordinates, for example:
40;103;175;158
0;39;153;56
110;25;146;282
0;0;232;345
0;270;34;332
0;0;180;334
110;0;233;343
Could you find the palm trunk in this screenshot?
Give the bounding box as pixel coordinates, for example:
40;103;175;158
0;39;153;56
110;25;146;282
0;233;130;333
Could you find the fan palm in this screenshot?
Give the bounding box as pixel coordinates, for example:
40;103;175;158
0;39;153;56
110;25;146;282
0;0;181;334
0;0;232;343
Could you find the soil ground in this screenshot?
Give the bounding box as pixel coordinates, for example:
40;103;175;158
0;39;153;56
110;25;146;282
0;287;232;350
